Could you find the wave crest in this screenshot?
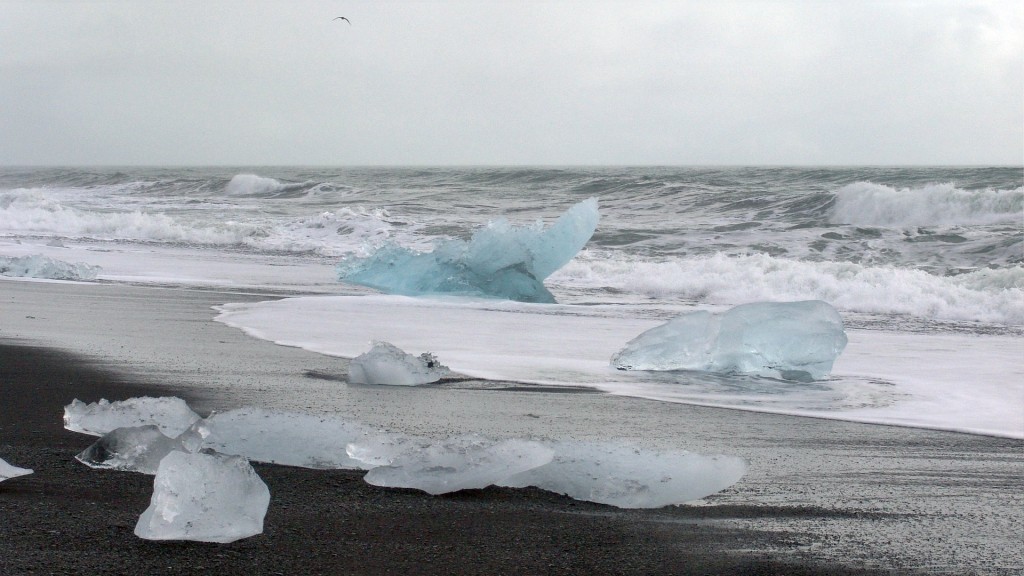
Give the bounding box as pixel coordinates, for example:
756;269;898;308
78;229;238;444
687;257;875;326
224;174;312;198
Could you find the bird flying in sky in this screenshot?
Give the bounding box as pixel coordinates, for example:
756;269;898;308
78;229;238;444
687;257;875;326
334;17;351;25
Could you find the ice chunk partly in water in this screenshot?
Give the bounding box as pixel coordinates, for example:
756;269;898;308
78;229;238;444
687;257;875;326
0;457;33;481
350;433;554;495
64;397;202;437
501;441;747;508
348;341;450;386
337;197;599;303
612;300;848;381
0;254;101;281
76;425;189;474
188;407;371;470
134;450;270;543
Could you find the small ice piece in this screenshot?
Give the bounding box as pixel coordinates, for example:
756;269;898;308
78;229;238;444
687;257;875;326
134;450;269;543
501;441;747;508
348;341;450;386
0;254;100;280
611;300;848;381
188;407;370;469
0;457;33;481
63;397;201;437
351;434;554;495
337;197;599;303
76;425;188;474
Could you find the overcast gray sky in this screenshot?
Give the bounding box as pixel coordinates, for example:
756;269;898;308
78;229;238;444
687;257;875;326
1;1;1021;165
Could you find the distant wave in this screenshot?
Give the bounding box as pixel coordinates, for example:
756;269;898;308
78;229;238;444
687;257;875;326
224;174;314;198
830;182;1023;227
555;252;1024;325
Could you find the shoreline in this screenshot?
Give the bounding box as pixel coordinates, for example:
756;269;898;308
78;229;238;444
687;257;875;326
2;279;1023;574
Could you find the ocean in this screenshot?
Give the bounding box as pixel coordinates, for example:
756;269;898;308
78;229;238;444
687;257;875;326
2;166;1021;438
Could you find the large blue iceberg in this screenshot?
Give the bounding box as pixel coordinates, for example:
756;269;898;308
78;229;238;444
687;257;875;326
611;300;848;381
337;198;599;303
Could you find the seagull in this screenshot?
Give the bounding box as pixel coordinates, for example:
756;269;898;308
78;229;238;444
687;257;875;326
334;16;351;25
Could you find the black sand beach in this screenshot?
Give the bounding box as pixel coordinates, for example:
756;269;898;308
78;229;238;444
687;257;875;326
1;343;887;576
2;281;1022;575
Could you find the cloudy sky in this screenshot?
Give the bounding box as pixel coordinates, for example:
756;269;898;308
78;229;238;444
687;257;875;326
1;1;1021;165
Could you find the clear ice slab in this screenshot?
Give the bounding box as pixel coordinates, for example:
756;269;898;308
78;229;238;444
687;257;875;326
188;407;371;470
0;457;33;482
0;254;101;281
349;433;554;495
64;397;201;437
348;341;450;386
337;197;599;303
134;450;270;543
611;300;848;381
500;441;748;508
76;425;190;474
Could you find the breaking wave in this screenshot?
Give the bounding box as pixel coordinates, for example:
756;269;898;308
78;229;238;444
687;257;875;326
0;189;396;254
830;182;1023;227
224;174;314;198
555;252;1024;325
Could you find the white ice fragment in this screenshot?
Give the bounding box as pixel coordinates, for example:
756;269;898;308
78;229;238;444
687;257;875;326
0;254;100;280
0;457;33;481
501;441;747;508
63;397;201;437
134;450;270;543
75;425;189;474
188;407;371;469
337;197;599;303
347;341;450;386
351;434;554;495
611;300;848;381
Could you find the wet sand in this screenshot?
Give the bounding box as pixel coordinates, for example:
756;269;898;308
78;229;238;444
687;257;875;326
2;280;1022;575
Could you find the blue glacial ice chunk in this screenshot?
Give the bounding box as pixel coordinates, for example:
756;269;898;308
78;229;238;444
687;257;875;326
76;425;190;474
611;300;848;381
337;198;599;303
134;450;270;543
500;441;747;508
348;341;450;386
0;457;33;482
0;254;101;281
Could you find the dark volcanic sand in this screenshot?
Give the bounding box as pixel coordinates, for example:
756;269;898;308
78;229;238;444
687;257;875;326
0;342;889;576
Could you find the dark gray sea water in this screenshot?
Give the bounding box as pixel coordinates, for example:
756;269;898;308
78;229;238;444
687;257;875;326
2;166;1020;326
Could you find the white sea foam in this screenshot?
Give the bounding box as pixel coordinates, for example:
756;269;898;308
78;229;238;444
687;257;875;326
214;294;1024;438
554;253;1024;325
830;182;1023;227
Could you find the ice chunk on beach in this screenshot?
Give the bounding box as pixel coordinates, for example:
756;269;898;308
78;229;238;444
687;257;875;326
189;407;370;469
501;442;747;508
63;397;201;437
0;457;33;481
337;197;599;303
0;254;101;281
350;433;554;495
611;300;848;381
134;450;270;543
76;425;189;474
348;341;450;386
